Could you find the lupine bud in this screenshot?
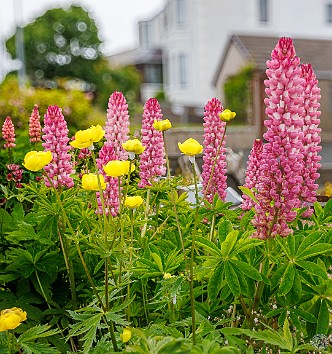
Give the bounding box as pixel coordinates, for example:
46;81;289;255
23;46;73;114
28;105;42;143
138;98;166;188
202;98;227;202
2;116;16;148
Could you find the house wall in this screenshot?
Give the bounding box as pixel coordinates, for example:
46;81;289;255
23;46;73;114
319;80;332;141
116;0;332;115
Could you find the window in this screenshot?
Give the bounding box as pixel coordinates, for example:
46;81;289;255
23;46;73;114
175;0;186;26
178;54;187;87
259;0;269;23
327;4;332;23
139;21;150;47
144;64;163;84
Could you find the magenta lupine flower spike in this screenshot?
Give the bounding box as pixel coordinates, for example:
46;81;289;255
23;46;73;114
299;64;322;216
104;92;130;160
252;37;305;239
42;105;74;189
96;145;120;216
201;98;227;202
29;105;42;143
138;98;166;188
241;139;263;211
2;116;16;148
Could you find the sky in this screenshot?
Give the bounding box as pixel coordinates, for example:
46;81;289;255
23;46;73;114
0;0;164;78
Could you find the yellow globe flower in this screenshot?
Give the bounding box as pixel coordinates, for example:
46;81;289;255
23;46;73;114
70;125;105;149
178;138;203;156
82;173;106;191
124;196;144;208
103;160;135;177
163;272;173;280
120;328;132;343
23;150;53;171
218;109;236;122
0;307;27;332
153;119;172;132
122;139;145;155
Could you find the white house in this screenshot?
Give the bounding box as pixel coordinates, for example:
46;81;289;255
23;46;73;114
109;0;332;121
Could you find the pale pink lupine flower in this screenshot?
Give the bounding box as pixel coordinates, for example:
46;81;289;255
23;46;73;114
2;116;16;148
104;92;130;160
241;139;263;211
138;98;166;188
96;145;120;216
201;98;227;202
29;105;42;143
299;64;322;217
252;37;305;239
42;105;74;189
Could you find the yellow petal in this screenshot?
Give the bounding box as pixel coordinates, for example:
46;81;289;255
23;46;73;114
23;151;53;171
82;174;106;190
120;328;132;343
103;160;135;177
124;196;144;208
219;109;236;122
178;138;203;156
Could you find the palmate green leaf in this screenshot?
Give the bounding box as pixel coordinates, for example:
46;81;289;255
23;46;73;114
19;324;60;343
233;264;249;297
230;260;262;281
68;310;104;354
314;201;324;221
317;299;329;335
279;263;295;296
0;207;12;232
221;230;238;258
151;253;164;272
296;243;332;260
293;309;317;323
225;262;240;297
195;236;222;257
296;260;328;279
20;342;61;354
218;219;233;243
295;231;322;258
233;236;263;255
285;268;302;305
238;186;258;204
208;262;224;301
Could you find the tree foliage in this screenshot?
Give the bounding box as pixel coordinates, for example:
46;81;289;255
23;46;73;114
6;5;102;87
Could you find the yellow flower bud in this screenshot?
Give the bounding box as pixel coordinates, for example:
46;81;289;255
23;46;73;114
124;196;144;208
23;150;53;171
0;307;27;332
82;173;106;191
70;125;105;149
153;119;172;132
122;139;145;155
178;138;203;156
103;160;135;177
218;109;236;122
163;272;173;279
120;328;132;343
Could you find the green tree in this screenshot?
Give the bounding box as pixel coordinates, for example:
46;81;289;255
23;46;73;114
6;5;102;87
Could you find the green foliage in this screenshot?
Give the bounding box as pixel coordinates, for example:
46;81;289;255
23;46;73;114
6;5;102;85
0;75;92;129
224;66;253;124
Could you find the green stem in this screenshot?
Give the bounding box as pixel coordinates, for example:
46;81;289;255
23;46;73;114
163;131;172;180
189;159;200;344
127;208;134;321
141;189;150;238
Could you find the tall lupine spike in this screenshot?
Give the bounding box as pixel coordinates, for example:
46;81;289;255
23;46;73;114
138;98;166;188
241;139;263;211
2;116;16;148
96;145;120;216
201;98;227;202
299;64;322;217
252;37;305;239
42;105;74;189
29;105;42;143
104;91;130;160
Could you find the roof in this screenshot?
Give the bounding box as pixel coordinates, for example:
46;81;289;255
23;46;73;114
109;47;162;67
213;34;332;85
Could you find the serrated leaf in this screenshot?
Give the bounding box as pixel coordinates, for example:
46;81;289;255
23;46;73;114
208;262;224;301
19;324;60;342
231;260;262;281
296;260;328;279
279;263;295;296
221;230;238;258
237;328;289;349
20;342;61;354
225;262;240;297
